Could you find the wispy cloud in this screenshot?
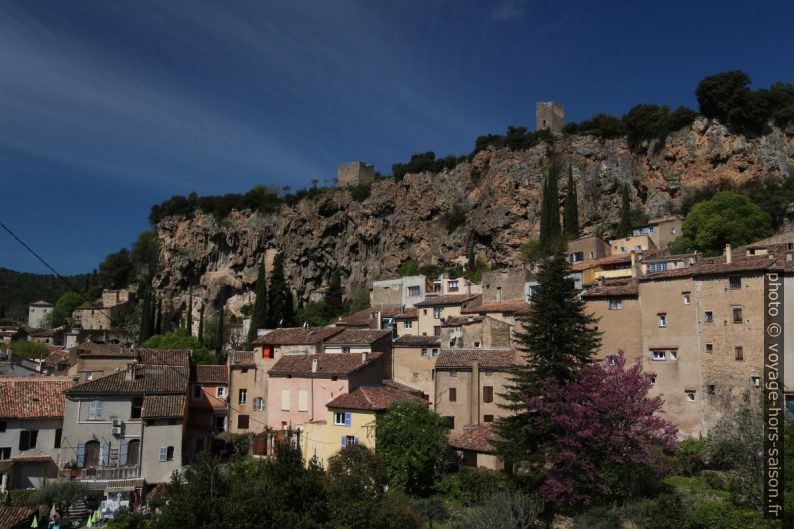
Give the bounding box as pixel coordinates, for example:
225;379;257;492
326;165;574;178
490;0;527;21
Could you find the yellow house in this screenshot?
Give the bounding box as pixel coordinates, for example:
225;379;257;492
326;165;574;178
571;253;634;287
302;384;424;467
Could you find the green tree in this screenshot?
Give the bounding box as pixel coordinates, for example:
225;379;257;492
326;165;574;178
616;183;633;237
538;158;562;256
494;254;601;467
47;291;83;327
440;203;468;233
9;340;49;360
98;248;133;289
186;290;193;336
142;328;215;364
248;259;268;343
323;269;344;320
138;289;156;343
398;259;420;276
267;253;295;327
130;231;159;281
375;400;449;496
28;481;95;518
673;191;774;256
563;165;579;240
696;70;771;136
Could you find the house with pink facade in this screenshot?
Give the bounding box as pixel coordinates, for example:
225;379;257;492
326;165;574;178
266;352;383;431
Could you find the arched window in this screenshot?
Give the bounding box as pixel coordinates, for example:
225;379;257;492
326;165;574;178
84;440;100;467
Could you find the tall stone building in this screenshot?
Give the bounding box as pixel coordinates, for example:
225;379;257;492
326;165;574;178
535;101;565;134
337;161;374;187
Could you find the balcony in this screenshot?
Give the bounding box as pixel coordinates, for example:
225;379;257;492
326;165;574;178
593;269;632;280
78;465;141;480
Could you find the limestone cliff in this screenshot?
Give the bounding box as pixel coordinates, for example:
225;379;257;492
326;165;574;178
154;119;794;312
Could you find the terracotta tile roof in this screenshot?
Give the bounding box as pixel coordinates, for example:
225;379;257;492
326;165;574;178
449;424;499;453
325;385;425;411
138;349;191;366
0;377;73;419
581;284;639;298
251;326;344;345
393;307;418;319
142;394;186;418
435;349;516;370
195;365;228;384
269;352;382;378
28;328;61;338
229;350;255;367
441;315;484;327
68;342;134;358
43;349;72;368
461;301;531;315
570;254;631;272
415;294;481;307
0;507;36;529
640;257;776;282
393;335;440;347
65;365;189;395
325;329;391;345
335;305;403;327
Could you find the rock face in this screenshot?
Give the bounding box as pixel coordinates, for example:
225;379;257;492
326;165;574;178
154;120;794;310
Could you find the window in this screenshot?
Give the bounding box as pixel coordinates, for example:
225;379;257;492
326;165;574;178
450;370;458;378
405;320;413;328
483;386;494;403
431;348;439;357
131;398;143;419
707;384;715;395
448;280;459;292
685;390;696;402
19;430;38;451
751;376;760;387
88;399;103;420
216;387;225;398
434;326;441;337
433;307;443;319
160;446;175;462
444;416;455;429
449;388;457;402
241;368;248;374
341;435;358;447
483;414;494;423
237;415;249;429
648;262;667;272
407;286;420;297
651;350;666;361
54;429;62;449
570;251;584;262
0;447;10;460
84;440;100;467
254;397;264;411
650;375;656;385
729;276;741;289
334;412;346;426
192;385;202;400
609;299;623;310
239;389;247;405
85;371;94;381
670;350;678;360
705;311;713;322
298;390;308;412
281;390;290;411
473;340;481;348
0;421;5;432
705;343;713;353
658;313;666;327
214;416;225;432
682;292;690;304
735;346;744;361
421;347;428;357
733;307;743;323
484;370;492;376
449;337;456;348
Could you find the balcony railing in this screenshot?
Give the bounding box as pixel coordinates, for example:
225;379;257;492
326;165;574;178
79;465;141;480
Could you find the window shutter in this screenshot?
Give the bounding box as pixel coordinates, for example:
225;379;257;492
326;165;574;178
19;431;29;451
96;400;103;420
354;436;360;445
281;390;290;411
344;412;352;427
76;442;86;467
88;400;97;421
341;436;347;448
119;440;128;466
159;447;167;462
298;390;308;412
99;441;106;467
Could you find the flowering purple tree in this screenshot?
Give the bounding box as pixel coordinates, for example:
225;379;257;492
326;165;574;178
526;351;678;507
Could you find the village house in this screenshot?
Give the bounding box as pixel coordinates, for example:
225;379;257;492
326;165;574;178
414;294;482;338
429;274;482;297
27;328;64;346
42;349;71;375
439;315;513;350
27;301;53;329
186;365;228;459
60;350;191;495
302;382;424;467
609;234;657;255
449;424;504;470
566;235;611;263
433;349;516;437
369;276;432;308
334;305;402;331
391;335;441;404
323;328;393;378
640;252;699;274
632;214;684;249
571;253;634;287
227;351;265;434
480;269;530;303
581;283;642;362
0;326;25;345
266;352;383;432
0;377;73;492
66;343;137;383
392;307;418;337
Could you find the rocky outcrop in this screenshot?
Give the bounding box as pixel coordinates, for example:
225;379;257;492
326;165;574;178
154;119;794;311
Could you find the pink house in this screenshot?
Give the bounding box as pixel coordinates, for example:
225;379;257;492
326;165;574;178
266;352;383;430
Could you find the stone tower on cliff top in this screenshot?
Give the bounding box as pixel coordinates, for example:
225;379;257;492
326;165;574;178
337;161;375;187
536;101;565;134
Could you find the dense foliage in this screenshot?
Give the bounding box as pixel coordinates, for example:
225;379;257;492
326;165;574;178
46;291;83;327
0;267;90;323
440;203;468;233
538;159;563;256
247;259;268;343
266;253;296;328
142;328;217;364
9;340;49;360
563;165;579;240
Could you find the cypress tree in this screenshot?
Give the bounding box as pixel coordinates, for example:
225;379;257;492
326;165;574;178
267;253;295;327
538;159;562;256
154;299;162;335
563;165;579;240
198;304;205;343
617;183;632;237
248;259;268;342
138;290;151;343
323;269;344;320
494;253;601;467
216;308;224;360
186;290;193;336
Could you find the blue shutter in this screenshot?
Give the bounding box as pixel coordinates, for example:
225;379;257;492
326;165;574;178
159;447;167;462
344;412;351;427
119;440;128;466
88;401;97;421
354;436;360;445
341;436;347;448
76;442;86;467
96;400;103;420
101;441;110;466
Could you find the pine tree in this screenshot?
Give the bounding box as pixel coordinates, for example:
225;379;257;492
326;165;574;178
494;254;601;466
323;269;344;320
538;159;562;256
563;165;579;240
267;253;295;327
617;183;632;237
248;259;268;342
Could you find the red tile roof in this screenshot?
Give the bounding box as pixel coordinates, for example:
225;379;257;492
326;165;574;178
325;385;424;411
65;365;189;395
461;301;531;315
581;284;639;298
269;352;382;378
142;394;186;418
251;326;344;346
229;350;255;367
435;349;517;369
0;507;36;529
393;335;440;347
195;365;228;384
138;349;191;366
570;254;631;272
325;329;391;345
43;350;72;369
640;257;776;282
393;308;418;320
335;305;403;327
415;294;481;308
0;377;73;419
68;343;134;358
441;315;484;327
449;424;499;453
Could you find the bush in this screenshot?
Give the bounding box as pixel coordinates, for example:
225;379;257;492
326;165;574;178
398;259;419;277
436;467;510;506
349;183;372;202
691;500;746;529
638;492;693;529
572;505;623;529
457;491;542;529
9;488;34;507
392;151;464;181
672;438;709;476
440;204;468;233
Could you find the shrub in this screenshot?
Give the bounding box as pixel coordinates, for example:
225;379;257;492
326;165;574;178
672;437;709;476
436;467;510;506
398;259;419;277
440;203;468;233
691;500;746;529
457;491;542;529
392;151;464;181
349;183;371;202
638;492;694;529
572;505;623;529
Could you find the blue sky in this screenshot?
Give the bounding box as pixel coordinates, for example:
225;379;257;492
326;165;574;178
1;0;792;274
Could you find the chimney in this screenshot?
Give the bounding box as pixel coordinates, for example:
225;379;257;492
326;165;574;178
630;250;637;278
725;244;732;264
361;352;368;363
375;311;383;330
311;358;318;373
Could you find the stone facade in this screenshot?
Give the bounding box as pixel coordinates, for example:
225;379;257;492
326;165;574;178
337;161;375;187
392;337;440;403
535;101;564;134
567;235;611;263
27;301;53;329
480;269;529;303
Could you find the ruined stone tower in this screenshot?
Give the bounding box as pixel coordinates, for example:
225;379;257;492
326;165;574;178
337;161;375;187
535;101;565;134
